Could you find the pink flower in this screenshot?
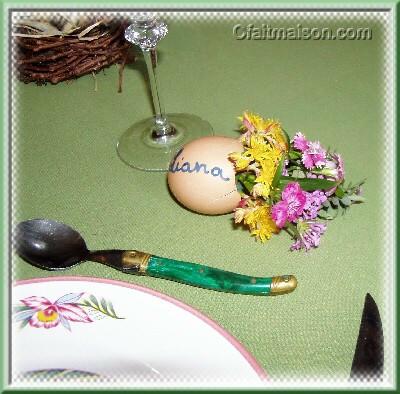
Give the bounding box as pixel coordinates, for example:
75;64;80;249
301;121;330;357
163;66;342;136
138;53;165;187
282;182;307;220
290;221;327;251
281;159;289;176
271;182;307;228
323;153;345;180
302;141;326;169
292;132;309;152
324;153;345;196
303;190;327;220
332;153;345;181
20;293;92;330
271;201;288;228
292;132;327;169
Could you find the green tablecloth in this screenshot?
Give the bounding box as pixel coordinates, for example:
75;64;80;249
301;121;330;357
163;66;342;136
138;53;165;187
14;15;385;381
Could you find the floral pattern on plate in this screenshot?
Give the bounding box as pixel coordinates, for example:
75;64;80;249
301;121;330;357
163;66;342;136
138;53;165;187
13;292;124;331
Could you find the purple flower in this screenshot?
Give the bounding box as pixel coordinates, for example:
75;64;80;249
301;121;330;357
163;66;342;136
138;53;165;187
303;190;327;220
324;153;345;196
302;141;327;169
290;221;327;251
305;172;324;179
271;182;307;228
292;132;327;169
281;159;289;176
323;153;345;180
333;153;345;180
292;132;308;152
283;183;307;220
271;201;288;228
281;182;301;200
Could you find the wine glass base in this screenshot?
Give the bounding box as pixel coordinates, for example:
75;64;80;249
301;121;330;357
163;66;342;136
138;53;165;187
117;113;214;172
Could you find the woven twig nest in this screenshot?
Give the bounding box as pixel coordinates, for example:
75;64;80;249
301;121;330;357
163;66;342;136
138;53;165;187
13;17;135;91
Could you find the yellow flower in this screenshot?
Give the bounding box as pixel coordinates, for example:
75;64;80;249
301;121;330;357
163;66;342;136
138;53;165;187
252;182;271;198
265;119;288;152
229;151;251;171
232;111;290;243
270;146;284;163
233;207;247;223
239;111;267;132
244;205;278;242
244;135;271;162
264;119;281;133
255;159;275;185
252;147;283;197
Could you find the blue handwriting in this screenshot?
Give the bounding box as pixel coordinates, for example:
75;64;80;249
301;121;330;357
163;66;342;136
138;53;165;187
169;148;230;182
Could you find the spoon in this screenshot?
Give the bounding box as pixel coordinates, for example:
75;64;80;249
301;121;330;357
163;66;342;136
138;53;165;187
14;219;297;296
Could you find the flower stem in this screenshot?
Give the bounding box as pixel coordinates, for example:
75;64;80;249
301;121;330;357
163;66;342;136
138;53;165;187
286;222;299;239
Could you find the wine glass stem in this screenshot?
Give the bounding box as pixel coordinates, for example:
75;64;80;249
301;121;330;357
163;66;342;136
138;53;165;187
143;48;171;137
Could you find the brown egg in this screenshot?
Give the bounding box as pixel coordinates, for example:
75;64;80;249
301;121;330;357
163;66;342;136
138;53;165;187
168;136;243;215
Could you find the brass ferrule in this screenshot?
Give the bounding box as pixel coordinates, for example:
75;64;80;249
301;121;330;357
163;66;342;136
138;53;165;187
270;275;297;295
121;250;151;274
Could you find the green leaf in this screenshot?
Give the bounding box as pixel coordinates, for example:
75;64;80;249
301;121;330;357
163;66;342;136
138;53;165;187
272;155;285;188
288;151;302;160
286;165;302;172
20;318;30;329
100;297;108;314
322;200;331;208
340;196;352;207
335;185;346;198
246;174;256;182
242;181;254;193
236;172;256;194
235;179;244;194
81;295;124;319
89;295;99;308
278;176;337;191
331;197;340;207
13;305;32;313
281;128;291;147
349;195;366;203
318;208;338;220
107;302;117;318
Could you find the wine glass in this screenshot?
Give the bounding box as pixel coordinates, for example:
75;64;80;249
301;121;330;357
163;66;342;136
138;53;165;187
117;15;214;171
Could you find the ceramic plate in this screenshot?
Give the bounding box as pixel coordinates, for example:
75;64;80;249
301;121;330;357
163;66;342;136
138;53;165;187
12;277;266;387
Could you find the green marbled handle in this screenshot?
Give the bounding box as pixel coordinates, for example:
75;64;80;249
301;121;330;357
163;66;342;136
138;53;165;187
146;255;297;296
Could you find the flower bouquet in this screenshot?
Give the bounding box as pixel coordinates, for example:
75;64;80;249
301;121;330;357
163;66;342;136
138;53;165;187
229;112;365;251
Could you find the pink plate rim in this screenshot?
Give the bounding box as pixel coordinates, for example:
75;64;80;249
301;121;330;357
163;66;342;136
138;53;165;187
14;275;267;380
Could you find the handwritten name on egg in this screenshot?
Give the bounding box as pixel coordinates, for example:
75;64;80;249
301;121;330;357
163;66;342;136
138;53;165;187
169;148;230;182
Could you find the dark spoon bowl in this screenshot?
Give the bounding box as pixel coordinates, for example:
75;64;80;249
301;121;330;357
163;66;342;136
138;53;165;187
14;219;89;270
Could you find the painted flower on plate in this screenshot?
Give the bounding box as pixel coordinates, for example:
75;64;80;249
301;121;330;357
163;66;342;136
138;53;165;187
14;292;124;331
14;293;92;330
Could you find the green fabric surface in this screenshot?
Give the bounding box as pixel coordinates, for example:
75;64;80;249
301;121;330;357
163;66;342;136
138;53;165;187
13;17;385;380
